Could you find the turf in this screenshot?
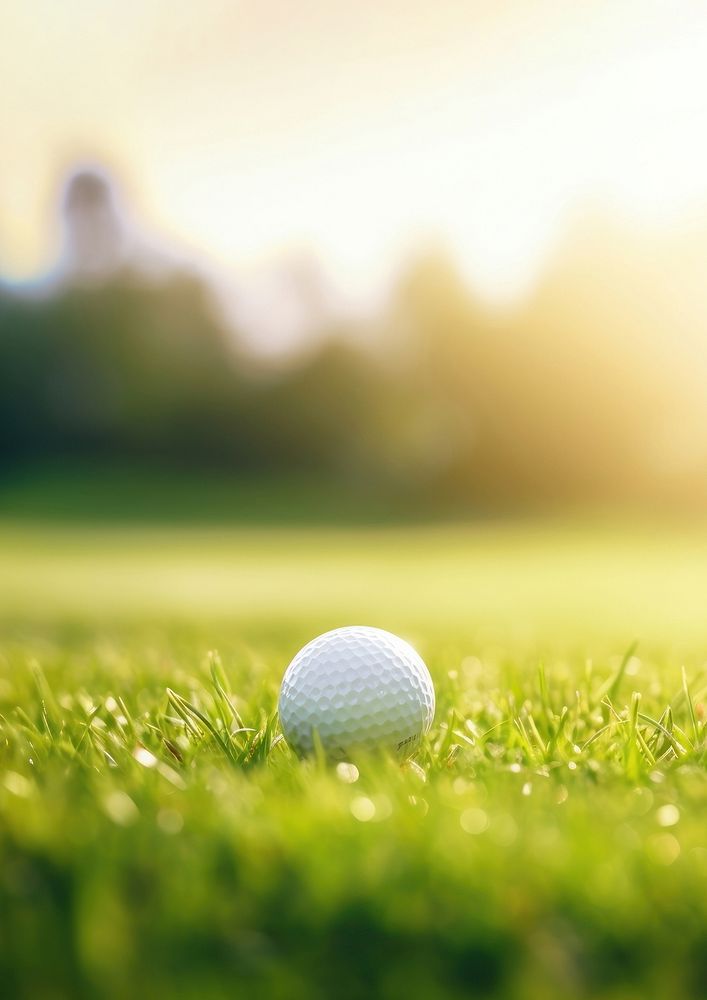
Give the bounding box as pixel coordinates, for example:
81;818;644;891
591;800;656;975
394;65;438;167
1;520;706;999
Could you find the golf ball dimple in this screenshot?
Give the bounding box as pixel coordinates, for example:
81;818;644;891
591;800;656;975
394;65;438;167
278;626;435;757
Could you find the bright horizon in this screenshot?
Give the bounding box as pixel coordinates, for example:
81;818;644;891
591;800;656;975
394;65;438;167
3;0;707;310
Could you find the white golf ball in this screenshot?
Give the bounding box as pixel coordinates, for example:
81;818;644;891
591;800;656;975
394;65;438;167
278;625;435;757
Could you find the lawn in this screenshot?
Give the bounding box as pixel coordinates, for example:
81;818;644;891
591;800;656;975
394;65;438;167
1;519;706;999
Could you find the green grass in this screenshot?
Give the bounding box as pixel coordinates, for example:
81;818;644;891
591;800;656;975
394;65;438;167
1;520;707;999
0;463;410;525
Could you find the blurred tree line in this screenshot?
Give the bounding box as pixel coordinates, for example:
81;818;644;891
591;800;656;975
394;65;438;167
0;170;703;514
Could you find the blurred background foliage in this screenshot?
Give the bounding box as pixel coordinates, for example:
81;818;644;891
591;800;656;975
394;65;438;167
2;168;705;522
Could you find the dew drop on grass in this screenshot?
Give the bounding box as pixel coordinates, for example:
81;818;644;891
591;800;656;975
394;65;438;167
460;808;488;835
350;796;376;822
133;746;158;768
4;772;33;798
656;804;679;827
648;833;680;866
335;762;359;784
103;791;138;827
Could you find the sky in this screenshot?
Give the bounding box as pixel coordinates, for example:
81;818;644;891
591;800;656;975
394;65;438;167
2;0;707;316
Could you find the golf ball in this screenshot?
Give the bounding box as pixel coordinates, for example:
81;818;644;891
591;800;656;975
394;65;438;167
278;625;435;757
